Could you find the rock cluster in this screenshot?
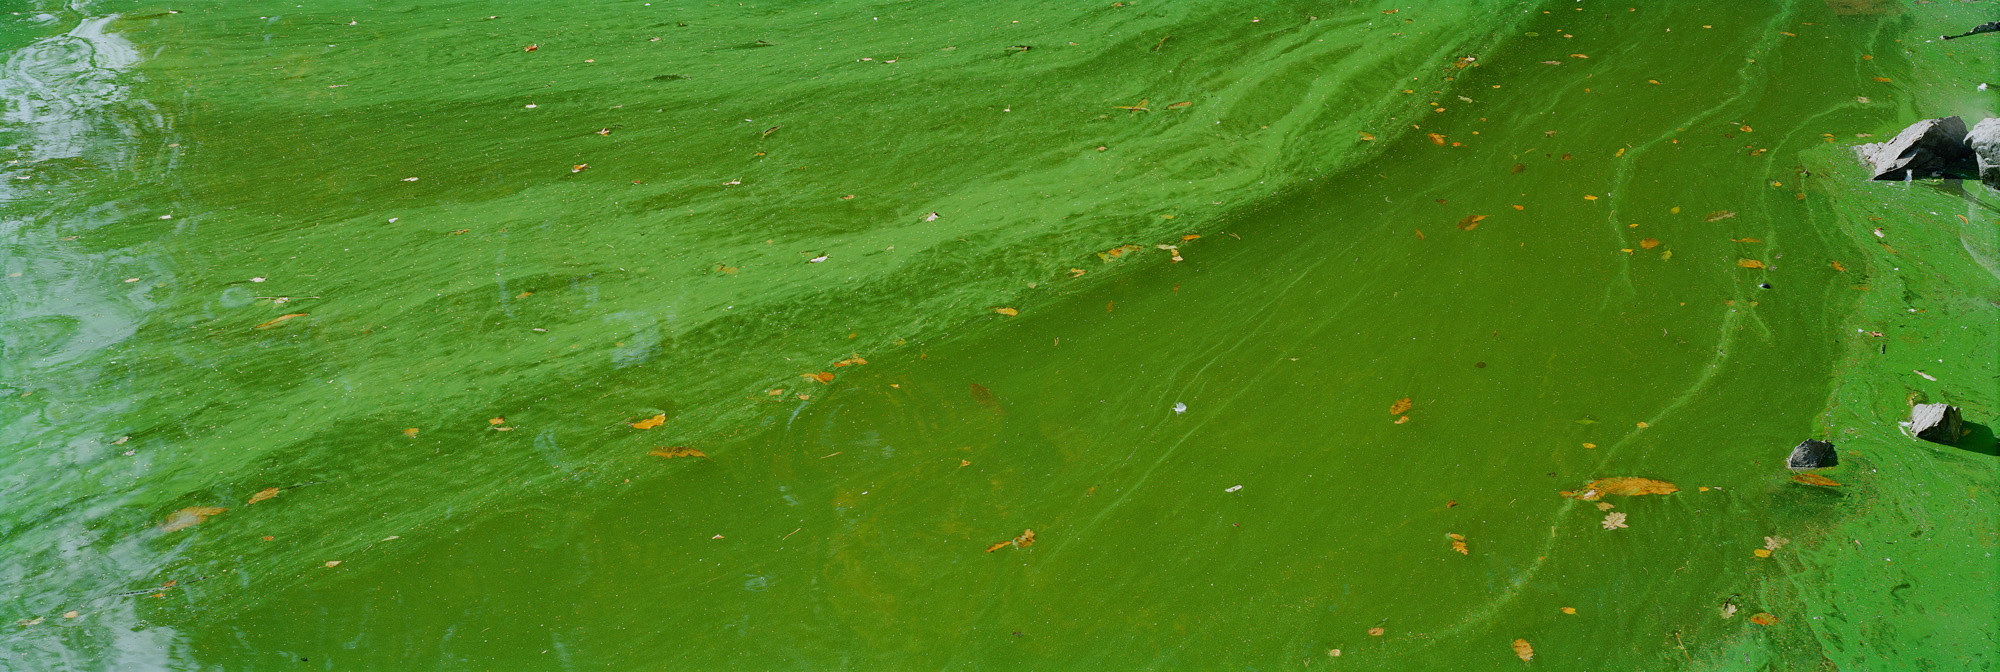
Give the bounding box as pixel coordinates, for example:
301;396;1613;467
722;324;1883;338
1856;115;1999;188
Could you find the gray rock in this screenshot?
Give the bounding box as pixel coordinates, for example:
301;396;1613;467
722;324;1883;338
1968;118;2000;187
1786;440;1838;471
1907;403;1963;445
1857;116;1976;180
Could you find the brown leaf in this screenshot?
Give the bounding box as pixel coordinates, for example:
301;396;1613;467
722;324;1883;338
1830;261;1846;272
1368;627;1385;637
1737;259;1767;269
1790;473;1841;486
629;414;666;429
159;506;228;532
1513;638;1535;662
1639;238;1661;249
1428;133;1446;146
1389;397;1412;415
985;528;1034;552
802;371;835;384
253;313;308;330
1704;210;1737;222
1569;477;1678;501
1749;613;1778;626
1872;77;1892;82
649;447;707;459
1511;163;1525;174
1457;215;1487;231
1166;101;1192;109
247;488;280;505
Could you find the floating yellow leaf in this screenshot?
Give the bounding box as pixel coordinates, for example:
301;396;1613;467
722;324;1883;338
1749;613;1778;626
833;355;868;367
1753;548;1772;558
402;428;419;437
1583;194;1599;201
1639;238;1661;249
1428;133;1447;146
1790;473;1841;487
1830;261;1846;272
1738;259;1767;269
1450;536;1469;555
993;307;1019;316
1357;132;1377;141
1581;442;1597;449
247;487;280;504
1368;627;1385;637
159;506;228;532
489;417;505;425
985;528;1035;552
1389;397;1412;415
1561;607;1577;615
649;447;707;459
1513;639;1534;662
1740;125;1754;132
1568;477;1679;501
254;313;308;330
1457;214;1487;231
629;414;666;429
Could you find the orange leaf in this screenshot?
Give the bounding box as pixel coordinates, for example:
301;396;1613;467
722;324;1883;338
247;487;280;504
803;372;835;384
1872;77;1892;82
1357;132;1376;141
629;414;666;429
1639;238;1661;249
1513;639;1535;662
254;313;308;329
993;307;1018;316
1830;261;1846;272
489;417;505;425
649;447;707;459
1569;477;1678;500
1749;613;1778;626
1428;133;1446;146
1451;539;1469;555
1457;214;1487;231
1368;627;1385;637
984;542;1011;553
1414;229;1425;239
1738;259;1767;269
159;506;228;532
1389;397;1412;415
1790;473;1841;486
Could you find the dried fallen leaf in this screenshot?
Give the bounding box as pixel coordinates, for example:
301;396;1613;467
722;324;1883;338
489;417;505;425
1764;536;1790;551
1872;77;1892;82
649;447;707;459
1790;473;1841;486
1830;261;1846;272
1720;603;1739;618
1166;101;1192;109
833;356;868;367
1639;238;1661;249
1569;53;1589;58
1368;627;1385;637
1583;194;1599;201
253;313;308;330
1571;477;1679;500
1749;613;1778;626
1389;397;1412;415
1457;214;1487;231
247;487;280;504
1099;244;1144;261
1358;132;1377;141
629;414;667;429
159;506;228;532
1513;638;1535;662
1738;259;1767;269
1601;511;1629;530
1753;548;1773;558
402;428;420;437
993;307;1019;316
1428;133;1447;146
986;528;1035;552
1451;538;1469;555
1704;210;1737;222
1561;607;1577;615
984;541;1011;553
970;383;1005;414
1595;502;1615;511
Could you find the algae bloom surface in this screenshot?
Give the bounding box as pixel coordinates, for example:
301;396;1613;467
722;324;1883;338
0;1;1992;669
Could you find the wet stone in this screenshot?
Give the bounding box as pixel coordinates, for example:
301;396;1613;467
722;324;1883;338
1786;439;1838;471
1856;116;1976;180
1966;118;2000;188
1907;403;1963;445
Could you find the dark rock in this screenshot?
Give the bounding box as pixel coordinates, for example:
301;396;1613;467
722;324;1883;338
1967;118;2000;187
1786;440;1838;471
1907;403;1963;445
1856;116;1976;180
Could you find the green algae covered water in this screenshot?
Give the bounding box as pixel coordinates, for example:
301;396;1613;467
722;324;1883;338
2;1;1994;669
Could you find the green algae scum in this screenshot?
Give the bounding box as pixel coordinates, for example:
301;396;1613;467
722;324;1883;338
1;1;1993;669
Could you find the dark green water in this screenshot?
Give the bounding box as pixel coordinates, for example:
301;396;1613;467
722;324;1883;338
2;1;1993;669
